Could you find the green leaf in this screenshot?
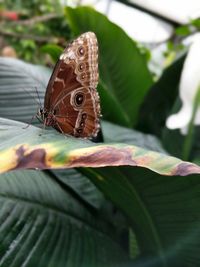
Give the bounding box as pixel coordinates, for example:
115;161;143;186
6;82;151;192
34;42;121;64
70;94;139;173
175;25;191;36
51;168;104;209
0;169;128;267
81;166;200;267
65;6;153;127
102;120;167;154
1;54;200;267
0;118;200;176
191;18;200;28
137;55;186;136
81;167;167;267
162;100;200;161
98;83;131;127
41;44;63;62
0;57;50;124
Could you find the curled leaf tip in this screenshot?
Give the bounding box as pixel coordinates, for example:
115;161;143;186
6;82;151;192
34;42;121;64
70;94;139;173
173;162;200;176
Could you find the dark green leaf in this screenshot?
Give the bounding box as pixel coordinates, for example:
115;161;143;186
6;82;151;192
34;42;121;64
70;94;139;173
137;55;186;136
98;83;131;127
102;120;167;154
175;26;191;36
0;57;50;124
51;168;104;209
41;44;63;62
81;166;200;267
0;169;128;267
191;18;200;28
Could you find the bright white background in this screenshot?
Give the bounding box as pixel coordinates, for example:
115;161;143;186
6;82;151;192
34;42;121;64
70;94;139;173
71;0;200;43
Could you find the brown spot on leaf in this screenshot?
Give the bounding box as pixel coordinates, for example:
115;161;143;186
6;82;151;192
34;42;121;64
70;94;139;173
173;162;200;176
68;146;137;168
12;145;48;171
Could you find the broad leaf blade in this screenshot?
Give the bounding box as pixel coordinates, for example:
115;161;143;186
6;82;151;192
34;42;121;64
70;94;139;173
0;57;50;124
52;168;104;209
137;55;185;136
81;166;200;267
102;120;167;153
98;83;131;127
0;118;200;176
0;169;128;267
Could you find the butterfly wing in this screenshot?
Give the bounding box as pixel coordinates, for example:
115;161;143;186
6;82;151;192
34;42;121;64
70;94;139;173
44;32;100;138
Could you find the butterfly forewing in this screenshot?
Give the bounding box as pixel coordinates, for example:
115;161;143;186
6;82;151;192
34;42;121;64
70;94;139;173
43;32;100;138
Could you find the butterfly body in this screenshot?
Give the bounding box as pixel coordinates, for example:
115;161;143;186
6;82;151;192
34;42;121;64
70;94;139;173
39;32;101;138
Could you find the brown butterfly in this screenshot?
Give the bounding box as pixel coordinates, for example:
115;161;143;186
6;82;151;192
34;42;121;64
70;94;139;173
38;32;101;138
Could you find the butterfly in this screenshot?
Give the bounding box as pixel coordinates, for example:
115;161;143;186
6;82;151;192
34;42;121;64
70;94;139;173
37;32;101;138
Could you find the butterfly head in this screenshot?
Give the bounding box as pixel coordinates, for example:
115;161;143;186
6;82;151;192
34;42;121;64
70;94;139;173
36;107;45;121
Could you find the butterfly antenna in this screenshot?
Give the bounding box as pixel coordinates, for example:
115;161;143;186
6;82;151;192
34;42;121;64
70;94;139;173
34;86;43;108
22;87;40;107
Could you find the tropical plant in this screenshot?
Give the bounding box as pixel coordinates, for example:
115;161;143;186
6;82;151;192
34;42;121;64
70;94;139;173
0;6;200;267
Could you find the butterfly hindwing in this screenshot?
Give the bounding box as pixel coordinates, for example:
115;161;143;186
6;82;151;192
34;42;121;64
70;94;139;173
43;32;100;138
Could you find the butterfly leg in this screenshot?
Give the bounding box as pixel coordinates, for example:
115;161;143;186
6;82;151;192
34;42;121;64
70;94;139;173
42;118;46;130
23;115;37;129
54;119;65;135
53;117;70;138
37;117;47;136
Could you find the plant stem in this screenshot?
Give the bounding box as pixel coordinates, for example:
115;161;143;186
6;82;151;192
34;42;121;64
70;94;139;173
182;86;200;160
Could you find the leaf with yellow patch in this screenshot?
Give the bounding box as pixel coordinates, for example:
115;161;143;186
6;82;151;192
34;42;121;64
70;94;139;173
0;118;200;176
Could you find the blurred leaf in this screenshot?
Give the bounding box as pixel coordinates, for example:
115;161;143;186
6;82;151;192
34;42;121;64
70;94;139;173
167;41;174;51
175;26;191;36
102;120;167;154
0;57;50;123
137;55;186;136
162;99;185;158
98;83;131;127
191;18;200;28
41;44;63;62
65;6;153;127
163;117;200;162
162;83;200;162
0;169;128;267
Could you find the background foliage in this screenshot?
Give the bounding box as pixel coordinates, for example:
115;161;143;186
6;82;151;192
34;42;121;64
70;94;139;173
0;2;200;267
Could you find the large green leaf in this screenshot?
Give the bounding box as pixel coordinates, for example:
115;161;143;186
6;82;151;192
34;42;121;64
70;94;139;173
137;55;185;136
81;166;200;267
0;169;128;267
0;57;50;124
1;55;200;267
102;120;167;154
98;83;131;127
52;168;104;209
0;57;106;210
0;57;131;266
138;52;200;162
1;58;198;176
65;6;153;127
0;118;200;176
1;118;200;267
